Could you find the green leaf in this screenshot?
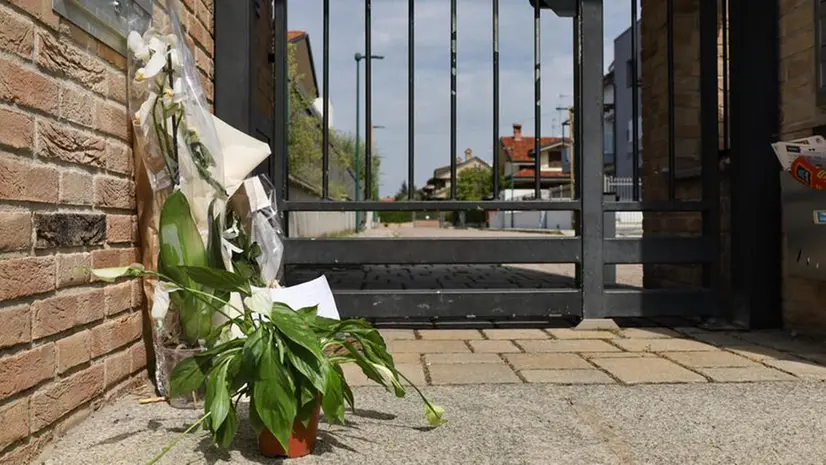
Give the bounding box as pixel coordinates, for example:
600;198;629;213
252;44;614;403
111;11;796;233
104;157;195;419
242;326;266;375
271;303;324;360
285;341;327;394
295;305;319;321
335;365;355;411
248;389;265;434
206;198;225;269
90;264;145;282
177;293;213;344
172;266;251;296
215;407;238;448
169;357;209;398
206;362;230;430
159;191;209;270
322;365;345;424
253;343;297;451
425;403;447;427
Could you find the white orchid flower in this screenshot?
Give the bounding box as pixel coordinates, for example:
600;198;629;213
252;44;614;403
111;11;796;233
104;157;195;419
162;77;185;109
148;35;167;55
133;91;157;127
151;281;180;328
127;31;150;61
135;51;167;82
168;48;182;71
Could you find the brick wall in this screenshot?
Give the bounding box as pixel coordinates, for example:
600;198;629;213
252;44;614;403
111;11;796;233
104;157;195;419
778;0;826;335
640;0;732;305
0;1;214;463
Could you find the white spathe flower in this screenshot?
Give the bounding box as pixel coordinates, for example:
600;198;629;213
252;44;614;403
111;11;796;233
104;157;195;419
151;281;180;328
243;288;273;315
133;91;157;127
371;363;403;393
127;31;150;61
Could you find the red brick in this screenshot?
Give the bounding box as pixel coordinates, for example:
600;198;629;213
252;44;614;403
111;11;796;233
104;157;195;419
0;212;31;251
55;252;90;289
1;435;47;465
37;120;106;168
56;330;90;374
8;0;59;30
0;108;34;151
95;101;129;141
196;0;214;37
0;57;58;114
90;248;138;270
0;304;31;349
132;279;146;307
0;398;29;451
106;69;127;104
59;169;94;205
93;176;135;210
104;350;131;387
0;4;34;60
0;256;55;301
0;157;59;204
129;342;147;373
31;289;105;339
35;30;106;94
0;344;55;400
30;363;104;431
105;141;133;175
106;215;137;244
104;282;133;315
59;84;96;127
90;313;142;358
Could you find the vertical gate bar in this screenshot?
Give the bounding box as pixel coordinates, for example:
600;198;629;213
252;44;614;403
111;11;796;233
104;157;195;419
666;0;676;200
365;0;373;200
572;0;582;288
722;0;729;150
273;0;289;235
450;0;458;200
533;0;542;200
321;0;330;199
630;0;640;201
492;0;500;198
579;0;605;318
407;0;415;200
700;0;721;318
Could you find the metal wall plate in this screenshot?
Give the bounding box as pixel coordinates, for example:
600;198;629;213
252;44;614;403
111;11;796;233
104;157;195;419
53;0;153;55
781;173;826;280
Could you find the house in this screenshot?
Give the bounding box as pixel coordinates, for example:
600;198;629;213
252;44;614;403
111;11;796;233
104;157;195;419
422;148;492;200
497;123;570;199
288;31;333;126
603;63;616;176
611;20;642;179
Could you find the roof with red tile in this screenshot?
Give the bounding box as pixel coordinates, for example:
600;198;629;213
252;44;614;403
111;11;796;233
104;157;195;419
288;31;306;42
509;168;570;179
501;136;566;162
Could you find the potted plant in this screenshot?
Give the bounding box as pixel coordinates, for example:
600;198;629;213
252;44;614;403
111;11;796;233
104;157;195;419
93;263;445;461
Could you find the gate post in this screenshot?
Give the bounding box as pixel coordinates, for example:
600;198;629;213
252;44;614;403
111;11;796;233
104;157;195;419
604;192;617;286
578;0;605;319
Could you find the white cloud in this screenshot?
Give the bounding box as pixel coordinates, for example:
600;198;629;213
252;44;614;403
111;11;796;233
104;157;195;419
288;0;635;195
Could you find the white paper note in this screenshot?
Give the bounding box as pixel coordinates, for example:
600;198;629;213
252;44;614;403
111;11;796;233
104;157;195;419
269;275;341;320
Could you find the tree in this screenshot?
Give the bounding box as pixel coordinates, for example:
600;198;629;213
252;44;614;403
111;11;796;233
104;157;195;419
329;130;381;201
394;181;421;200
456;166;492;201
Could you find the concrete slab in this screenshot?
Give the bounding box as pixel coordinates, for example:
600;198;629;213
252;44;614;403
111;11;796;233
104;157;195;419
518;339;621;353
682;331;751;347
591;357;707;384
546;328;618;340
389;340;471;354
619;327;685;339
379;329;417;340
391;353;424;365
697;366;797;383
763;359;826;380
482;329;550;340
522;369;615;384
425;353;504;365
340;363;426;387
574;318;620;331
661;351;758;368
417;329;483;340
428;363;521;385
735;331;826;354
579;352;659;359
612;338;719;353
728;345;803;362
468;340;521;353
505;353;593;371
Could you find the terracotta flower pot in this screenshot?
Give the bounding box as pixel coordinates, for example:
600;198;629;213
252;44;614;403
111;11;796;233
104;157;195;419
258;403;322;458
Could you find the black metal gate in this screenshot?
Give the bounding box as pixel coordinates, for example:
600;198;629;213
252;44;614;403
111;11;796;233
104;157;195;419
219;0;725;323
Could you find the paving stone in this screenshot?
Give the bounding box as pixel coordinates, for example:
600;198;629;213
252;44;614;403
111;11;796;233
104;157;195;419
793;353;826;365
428;363;521;385
390;352;423;364
612;338;719;353
661;351;757;368
735;331;826;354
505;353;593;370
517;339;621;353
619;327;684;339
574;318;620;331
728;345;802;362
469;340;521;353
425;353;504;365
379;329;417;340
389;340;470;354
546;328;618;340
417;329;483;340
591;357;707;384
340;363;426;386
482;329;550;340
522;369;615;384
763;359;826;380
697;366;797;382
579;351;659;359
684;331;751;347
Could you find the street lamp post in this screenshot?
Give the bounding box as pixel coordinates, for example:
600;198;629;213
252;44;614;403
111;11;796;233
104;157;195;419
354;52;384;231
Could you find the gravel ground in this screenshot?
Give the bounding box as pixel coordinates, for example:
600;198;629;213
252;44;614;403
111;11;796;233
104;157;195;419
41;382;826;465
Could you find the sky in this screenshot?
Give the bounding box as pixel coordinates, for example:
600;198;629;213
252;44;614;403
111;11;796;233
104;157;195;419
287;0;638;197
